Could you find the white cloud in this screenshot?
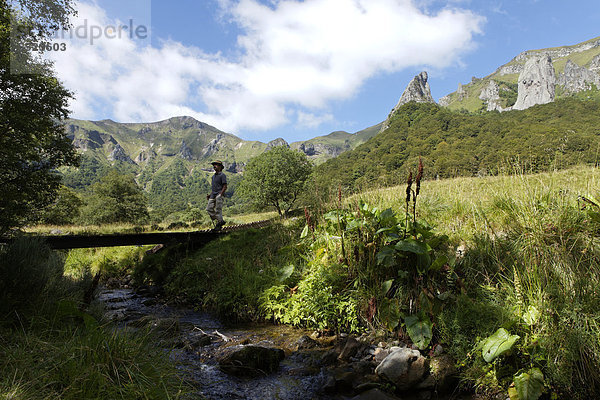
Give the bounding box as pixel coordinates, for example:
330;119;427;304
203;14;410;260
49;0;484;135
297;111;334;128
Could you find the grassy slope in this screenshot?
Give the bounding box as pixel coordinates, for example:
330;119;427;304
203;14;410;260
349;165;599;240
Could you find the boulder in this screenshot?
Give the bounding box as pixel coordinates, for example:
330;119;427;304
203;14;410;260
338;336;363;361
295;335;319;350
416;354;457;393
218;345;285;377
375;347;427;390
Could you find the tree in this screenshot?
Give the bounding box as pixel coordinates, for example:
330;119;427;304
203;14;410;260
81;170;149;225
0;0;78;235
38;185;83;225
238;146;312;216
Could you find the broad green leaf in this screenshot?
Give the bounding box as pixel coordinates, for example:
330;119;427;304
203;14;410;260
481;328;520;362
346;219;363;231
429;255;448;272
416;252;432;274
379;298;401;331
385;233;400;242
514;368;544;400
376;246;395;267
381;279;393;296
378;208;396;226
522;305;540;326
395;239;428;254
300;224;309;238
375;227;394;235
405;314;433;349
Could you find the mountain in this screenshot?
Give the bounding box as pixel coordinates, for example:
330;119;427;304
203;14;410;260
61;115;380;217
65;116;269;174
381;71;436;131
289;123;381;164
438;36;600;112
65;115;383;170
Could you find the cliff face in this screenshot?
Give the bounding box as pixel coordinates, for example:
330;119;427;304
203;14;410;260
512;55;556;110
557;60;600;94
392;71;436;111
441;36;600;112
479;80;504;111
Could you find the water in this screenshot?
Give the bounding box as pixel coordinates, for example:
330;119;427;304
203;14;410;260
97;287;332;400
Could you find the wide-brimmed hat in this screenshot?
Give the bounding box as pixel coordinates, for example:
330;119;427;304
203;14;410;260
211;160;224;167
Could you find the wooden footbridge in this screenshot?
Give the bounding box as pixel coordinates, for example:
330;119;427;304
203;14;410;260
0;220;272;250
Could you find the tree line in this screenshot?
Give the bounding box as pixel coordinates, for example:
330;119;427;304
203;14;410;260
313;99;600;194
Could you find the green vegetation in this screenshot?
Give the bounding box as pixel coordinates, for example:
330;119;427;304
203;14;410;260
0;0;78;235
0;238;185;399
314;100;600;194
140;165;600;399
79;170;149;225
237;146;313;216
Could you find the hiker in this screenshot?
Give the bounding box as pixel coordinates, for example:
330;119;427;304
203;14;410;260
206;160;227;230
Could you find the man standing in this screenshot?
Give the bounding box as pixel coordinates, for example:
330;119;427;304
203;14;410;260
206;160;227;230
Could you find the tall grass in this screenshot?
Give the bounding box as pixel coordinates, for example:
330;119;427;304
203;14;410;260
141;221;302;321
347;166;600;398
0;237;186;399
64;245;148;279
350;165;599;240
0;324;185;399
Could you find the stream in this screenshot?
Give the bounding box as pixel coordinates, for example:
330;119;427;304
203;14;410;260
97;287;334;400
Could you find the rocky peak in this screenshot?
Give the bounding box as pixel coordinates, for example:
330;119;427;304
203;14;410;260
479;80;505;112
265;138;289;151
513;55;556;110
557;59;600;94
381;71;435;131
392;71;435;111
590;54;600;72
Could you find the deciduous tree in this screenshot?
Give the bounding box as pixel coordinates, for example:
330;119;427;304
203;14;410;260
0;0;78;234
238;146;312;216
81;170;149;225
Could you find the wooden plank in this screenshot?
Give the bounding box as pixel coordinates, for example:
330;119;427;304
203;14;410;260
0;219;273;249
0;230;226;249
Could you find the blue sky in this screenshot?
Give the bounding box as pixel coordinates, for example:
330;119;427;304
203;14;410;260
47;0;600;143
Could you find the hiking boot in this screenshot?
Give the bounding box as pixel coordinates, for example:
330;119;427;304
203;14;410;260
214;220;226;230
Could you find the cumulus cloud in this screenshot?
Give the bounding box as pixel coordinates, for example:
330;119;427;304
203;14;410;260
49;0;484;135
